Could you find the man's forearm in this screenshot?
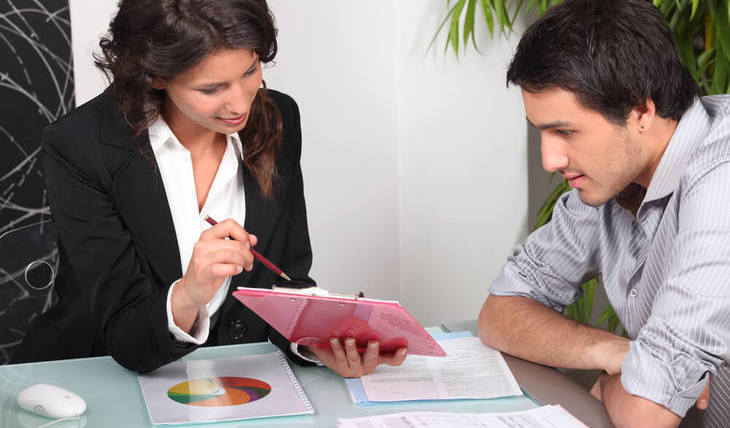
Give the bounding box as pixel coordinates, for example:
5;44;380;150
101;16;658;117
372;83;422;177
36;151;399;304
478;295;629;373
599;374;680;428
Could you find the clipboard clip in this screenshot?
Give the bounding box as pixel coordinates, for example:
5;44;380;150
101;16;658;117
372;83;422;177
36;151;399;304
271;286;365;300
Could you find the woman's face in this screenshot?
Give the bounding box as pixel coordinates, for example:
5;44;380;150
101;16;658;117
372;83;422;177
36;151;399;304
156;48;262;137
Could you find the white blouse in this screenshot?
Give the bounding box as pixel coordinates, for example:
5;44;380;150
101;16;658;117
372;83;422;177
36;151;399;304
148;116;245;345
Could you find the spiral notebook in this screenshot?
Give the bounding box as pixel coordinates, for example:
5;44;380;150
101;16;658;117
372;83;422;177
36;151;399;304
137;351;313;425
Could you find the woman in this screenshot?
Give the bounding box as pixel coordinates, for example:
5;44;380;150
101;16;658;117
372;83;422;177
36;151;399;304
13;0;405;376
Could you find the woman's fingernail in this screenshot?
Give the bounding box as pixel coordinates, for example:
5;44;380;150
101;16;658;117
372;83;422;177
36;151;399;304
368;342;378;350
700;399;708;408
398;348;407;356
346;338;356;347
330;338;339;348
237;265;243;273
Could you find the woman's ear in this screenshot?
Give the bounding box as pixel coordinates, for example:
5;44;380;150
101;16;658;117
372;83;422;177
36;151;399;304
149;76;167;90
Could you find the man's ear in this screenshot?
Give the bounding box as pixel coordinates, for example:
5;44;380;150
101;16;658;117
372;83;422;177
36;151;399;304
630;99;657;133
149;76;167;90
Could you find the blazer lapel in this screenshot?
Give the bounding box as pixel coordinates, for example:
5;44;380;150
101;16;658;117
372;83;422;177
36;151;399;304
99;99;182;287
229;164;279;289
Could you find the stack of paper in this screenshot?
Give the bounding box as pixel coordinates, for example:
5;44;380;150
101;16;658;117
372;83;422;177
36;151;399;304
337;405;588;428
137;351;313;425
347;334;523;404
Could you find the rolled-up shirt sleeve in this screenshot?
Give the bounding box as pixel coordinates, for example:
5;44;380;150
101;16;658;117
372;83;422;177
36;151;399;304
490;190;600;312
621;160;730;416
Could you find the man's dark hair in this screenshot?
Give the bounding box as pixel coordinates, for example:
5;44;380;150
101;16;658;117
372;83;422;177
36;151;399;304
506;0;699;124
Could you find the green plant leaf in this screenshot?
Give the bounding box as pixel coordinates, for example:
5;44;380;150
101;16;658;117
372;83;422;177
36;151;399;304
584;278;596;323
447;0;467;56
428;1;462;54
464;0;479;50
539;0;549;15
479;0;495;37
535;179;571;229
677;33;699;78
597;306;612;324
690;0;700;19
711;48;728;94
597;305;624;335
715;3;730;59
563;278;597;325
510;0;526;27
564;303;576;322
697;47;716;69
493;0;510;36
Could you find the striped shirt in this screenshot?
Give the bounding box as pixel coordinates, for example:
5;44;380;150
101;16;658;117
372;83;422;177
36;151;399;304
490;96;730;427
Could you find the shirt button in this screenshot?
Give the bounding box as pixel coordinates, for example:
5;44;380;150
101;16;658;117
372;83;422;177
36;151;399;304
629;289;638;298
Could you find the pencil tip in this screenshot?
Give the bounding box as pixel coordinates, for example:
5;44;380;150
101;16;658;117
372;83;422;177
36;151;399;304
281;272;292;282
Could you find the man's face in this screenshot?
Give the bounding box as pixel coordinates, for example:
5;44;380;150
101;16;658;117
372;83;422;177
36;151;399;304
522;88;647;206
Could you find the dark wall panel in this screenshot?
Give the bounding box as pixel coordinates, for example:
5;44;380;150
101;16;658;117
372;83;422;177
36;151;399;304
0;0;74;364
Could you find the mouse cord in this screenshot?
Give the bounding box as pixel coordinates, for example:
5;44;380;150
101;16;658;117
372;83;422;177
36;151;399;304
36;417;81;428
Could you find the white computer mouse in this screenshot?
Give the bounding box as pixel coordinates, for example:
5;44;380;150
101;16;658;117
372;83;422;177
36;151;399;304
17;383;87;419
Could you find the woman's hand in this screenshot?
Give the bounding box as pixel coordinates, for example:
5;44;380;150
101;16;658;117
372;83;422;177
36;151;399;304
307;338;408;377
171;219;257;332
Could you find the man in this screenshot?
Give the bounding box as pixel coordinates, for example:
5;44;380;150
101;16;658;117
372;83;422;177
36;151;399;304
479;1;729;427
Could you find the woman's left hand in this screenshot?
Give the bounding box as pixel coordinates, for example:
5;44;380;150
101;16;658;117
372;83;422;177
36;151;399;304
307;338;407;377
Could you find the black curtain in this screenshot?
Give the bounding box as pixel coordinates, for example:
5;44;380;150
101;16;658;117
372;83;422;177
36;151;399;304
0;0;74;364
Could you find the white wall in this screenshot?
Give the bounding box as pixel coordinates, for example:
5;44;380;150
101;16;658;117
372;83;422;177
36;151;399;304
68;0;529;326
68;0;116;104
265;0;401;300
394;1;527;325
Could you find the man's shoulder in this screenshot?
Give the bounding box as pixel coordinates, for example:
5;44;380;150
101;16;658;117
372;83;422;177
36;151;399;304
682;96;730;186
701;95;730;146
700;94;730;117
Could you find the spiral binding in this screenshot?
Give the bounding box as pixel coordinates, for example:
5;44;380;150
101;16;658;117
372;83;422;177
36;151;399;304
277;350;314;412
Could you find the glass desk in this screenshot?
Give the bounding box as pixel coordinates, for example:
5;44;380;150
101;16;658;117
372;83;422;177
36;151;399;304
442;320;614;428
0;330;538;428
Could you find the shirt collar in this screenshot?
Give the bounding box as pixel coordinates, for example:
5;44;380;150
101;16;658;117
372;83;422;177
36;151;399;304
643;98;711;203
147;115;244;160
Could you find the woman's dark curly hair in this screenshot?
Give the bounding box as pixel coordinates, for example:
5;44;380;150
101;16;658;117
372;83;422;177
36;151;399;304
95;0;282;198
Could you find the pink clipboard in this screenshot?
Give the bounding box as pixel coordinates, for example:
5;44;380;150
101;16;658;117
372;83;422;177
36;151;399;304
232;287;446;357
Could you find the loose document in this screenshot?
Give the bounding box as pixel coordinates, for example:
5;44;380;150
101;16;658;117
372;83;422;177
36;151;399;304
337;406;588;428
356;336;522;402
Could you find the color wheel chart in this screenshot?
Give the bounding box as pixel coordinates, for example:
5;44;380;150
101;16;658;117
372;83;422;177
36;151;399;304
168;377;271;406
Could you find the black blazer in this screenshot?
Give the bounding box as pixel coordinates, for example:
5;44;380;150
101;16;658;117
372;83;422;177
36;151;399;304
13;89;316;372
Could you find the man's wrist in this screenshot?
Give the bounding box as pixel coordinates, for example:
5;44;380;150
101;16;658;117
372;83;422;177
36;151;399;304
586;337;630;374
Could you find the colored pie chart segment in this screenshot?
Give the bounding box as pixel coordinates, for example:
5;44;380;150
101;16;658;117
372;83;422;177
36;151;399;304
168;377;271;407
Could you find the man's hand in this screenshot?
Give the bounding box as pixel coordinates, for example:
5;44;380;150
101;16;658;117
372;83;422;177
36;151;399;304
696;376;710;409
587;338;629;375
590;375;603;401
307;338;407;377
